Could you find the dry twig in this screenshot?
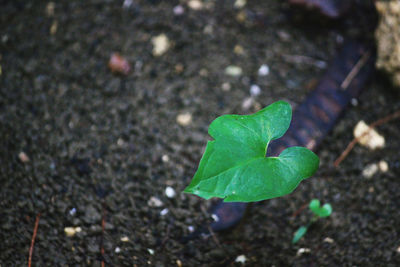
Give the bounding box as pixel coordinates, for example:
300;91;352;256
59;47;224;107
28;213;41;267
334;109;400;167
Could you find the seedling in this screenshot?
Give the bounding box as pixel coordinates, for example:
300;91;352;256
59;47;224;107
184;101;319;202
292;199;333;244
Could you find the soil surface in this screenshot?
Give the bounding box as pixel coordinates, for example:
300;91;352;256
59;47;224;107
1;0;400;266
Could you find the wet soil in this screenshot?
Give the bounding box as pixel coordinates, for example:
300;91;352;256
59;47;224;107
1;0;400;266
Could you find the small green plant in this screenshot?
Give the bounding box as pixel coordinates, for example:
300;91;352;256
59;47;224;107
184;101;319;202
292;199;333;244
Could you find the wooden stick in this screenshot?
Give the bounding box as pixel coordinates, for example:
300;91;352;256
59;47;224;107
101;202;106;267
28;213;41;267
334;109;400;167
341;51;371;90
292;203;308;218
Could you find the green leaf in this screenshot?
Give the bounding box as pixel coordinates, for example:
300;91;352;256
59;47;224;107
309;199;332;218
292;226;308;244
184;101;319;202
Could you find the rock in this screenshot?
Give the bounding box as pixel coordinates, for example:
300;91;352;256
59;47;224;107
161;155;169;162
241;97;254;110
18;152;30;163
296;247;311;256
225;66;242;76
362;163;379;179
234;0;247;9
250;84;261;96
375;0;400;88
176;113;192;126
235;255;247;263
83;205;101;224
353;121;385;150
323;237;334;243
188;0;203;10
120;236;130;242
148;196;163;207
165;186;176;198
258;64;270;76
173;5;184;16
160;208;169;216
108;53;131;75
378;160;389;172
147;248;155;255
152;34;170;56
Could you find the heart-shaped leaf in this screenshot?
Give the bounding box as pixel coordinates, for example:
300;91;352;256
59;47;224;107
184;101;319;202
309;199;332;218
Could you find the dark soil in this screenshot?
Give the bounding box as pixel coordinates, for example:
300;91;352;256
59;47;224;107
1;0;399;266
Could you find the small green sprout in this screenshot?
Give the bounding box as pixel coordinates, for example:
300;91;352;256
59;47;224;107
184;101;319;202
292;199;333;244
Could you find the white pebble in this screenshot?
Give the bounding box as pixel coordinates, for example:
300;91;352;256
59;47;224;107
235;255;247;263
160;208;169;216
296;248;311;256
120;236;130;242
323;237;334;243
351;98;358;106
147;248;155;255
258;64;270;76
69;208;77;216
18;151;30;163
188;225;195;232
162;154;169;162
225;66;242;76
122;0;133;9
165;186;176;198
177;113;192;126
211;214;219;222
188;0;203;10
362;163;379;179
354;120;385;150
151;34;170;57
234;0;247;8
148;196;163;207
397;246;400;253
115;247;121;253
222;82;231;91
250;84;261;96
173;5;184;15
378;160;389;172
241;97;254;110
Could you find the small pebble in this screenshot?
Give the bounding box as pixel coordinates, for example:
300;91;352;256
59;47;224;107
222;82;231;91
258;64;270;76
351;98;358;106
120;236;130;242
203;25;213;34
173;5;185;16
234;0;247;8
225;66;242;76
323;237;334;243
115;247;121;253
161;154;169;162
147;248;155;255
362;163;379;179
148;196;163;207
18;152;30;163
250;84;261;96
46;2;55;17
151;34;170;57
211;214;219;222
234;45;244;55
188;225;195;232
176;259;183;267
296;248;311;256
64;226;81;237
175;63;184;73
235;255;247;263
50;20;58;35
69;208;77;216
188;0;203;10
122;0;133;9
160;208;169;216
378;160;389;172
117;138;124;146
397;246;400;253
354;121;385;150
165;186;176;198
177;113;192;126
242;97;254;110
108;53;131;75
